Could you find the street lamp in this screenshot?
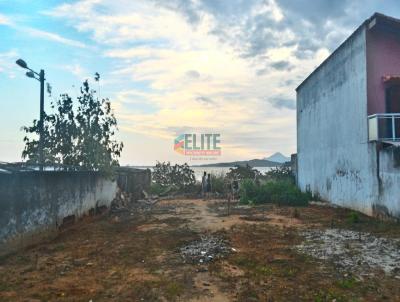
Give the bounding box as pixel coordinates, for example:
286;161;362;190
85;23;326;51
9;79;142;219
16;59;45;171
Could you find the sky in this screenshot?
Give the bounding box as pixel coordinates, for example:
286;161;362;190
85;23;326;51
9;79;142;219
1;0;400;166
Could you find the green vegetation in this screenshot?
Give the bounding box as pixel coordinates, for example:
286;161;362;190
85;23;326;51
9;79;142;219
348;211;361;224
150;162;308;206
163;281;184;300
240;179;310;206
226;164;260;181
151;161;196;194
265;164;294;182
22;75;123;172
336;277;358;289
210;172;227;194
239;165;310;206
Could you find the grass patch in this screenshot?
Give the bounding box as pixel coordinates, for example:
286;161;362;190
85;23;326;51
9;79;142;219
348;211;360;224
336;277;358;289
164;281;184;301
240;179;310;206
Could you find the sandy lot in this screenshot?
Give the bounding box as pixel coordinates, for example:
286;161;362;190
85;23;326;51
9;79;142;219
1;198;400;301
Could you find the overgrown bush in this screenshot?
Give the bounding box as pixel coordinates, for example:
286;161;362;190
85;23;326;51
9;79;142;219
240;179;309;206
152;161;196;193
211;173;227;195
226;164;260;181
265;165;294;183
148;182;171;196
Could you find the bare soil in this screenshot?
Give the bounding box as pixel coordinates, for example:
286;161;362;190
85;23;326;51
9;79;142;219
1;198;400;301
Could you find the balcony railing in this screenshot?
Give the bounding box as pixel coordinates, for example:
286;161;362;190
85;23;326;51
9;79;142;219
368;113;400;141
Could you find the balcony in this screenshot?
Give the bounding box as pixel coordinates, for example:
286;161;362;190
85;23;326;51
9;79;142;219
368;113;400;141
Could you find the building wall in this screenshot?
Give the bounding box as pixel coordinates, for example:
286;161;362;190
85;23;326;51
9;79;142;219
367;25;400;114
117;167;151;200
297;27;380;215
376;146;400;218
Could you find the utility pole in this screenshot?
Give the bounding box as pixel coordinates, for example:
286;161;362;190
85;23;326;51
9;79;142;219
39;69;45;171
15;59;46;171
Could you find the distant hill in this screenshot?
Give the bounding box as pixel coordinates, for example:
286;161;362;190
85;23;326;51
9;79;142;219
264;152;290;163
194;158;282;168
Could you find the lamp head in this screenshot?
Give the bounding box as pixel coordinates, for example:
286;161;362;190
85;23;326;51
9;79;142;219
26;71;35;78
16;59;28;69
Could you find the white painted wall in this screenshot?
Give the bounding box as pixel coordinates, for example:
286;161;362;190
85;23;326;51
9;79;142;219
377;148;400;217
297;27;379;216
297;25;400;219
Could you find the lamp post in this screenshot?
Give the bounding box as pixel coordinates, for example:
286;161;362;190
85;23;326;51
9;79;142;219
16;59;45;171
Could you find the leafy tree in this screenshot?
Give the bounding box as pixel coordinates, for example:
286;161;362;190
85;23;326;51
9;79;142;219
226;164;260;181
22;75;123;171
265;165;294;183
74;80;123;170
152;161;196;189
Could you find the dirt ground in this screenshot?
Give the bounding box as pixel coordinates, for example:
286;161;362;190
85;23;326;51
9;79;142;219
1;198;400;302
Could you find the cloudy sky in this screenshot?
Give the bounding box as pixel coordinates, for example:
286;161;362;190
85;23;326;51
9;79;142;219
1;0;399;165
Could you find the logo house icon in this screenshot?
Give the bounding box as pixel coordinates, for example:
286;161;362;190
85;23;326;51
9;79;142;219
174;134;185;155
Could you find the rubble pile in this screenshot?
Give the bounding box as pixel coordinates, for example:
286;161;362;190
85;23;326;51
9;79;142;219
296;228;400;277
180;235;232;264
110;189;160;215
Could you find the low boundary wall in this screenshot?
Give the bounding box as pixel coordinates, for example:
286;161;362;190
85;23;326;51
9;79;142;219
0;167;151;255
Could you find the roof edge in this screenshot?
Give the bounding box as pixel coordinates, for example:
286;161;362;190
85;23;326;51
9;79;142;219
296;12;400;92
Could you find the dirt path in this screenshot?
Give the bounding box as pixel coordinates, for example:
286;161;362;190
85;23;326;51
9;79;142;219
1;198;400;301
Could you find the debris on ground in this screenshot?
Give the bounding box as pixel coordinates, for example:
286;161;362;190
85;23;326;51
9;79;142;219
180;235;232;264
110;189;161;216
296;228;400;277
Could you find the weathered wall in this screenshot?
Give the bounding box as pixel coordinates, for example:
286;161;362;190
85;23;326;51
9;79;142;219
117;167;151;200
0;168;151;254
297;16;400;219
0;171;117;254
297;26;380;215
376;146;400;218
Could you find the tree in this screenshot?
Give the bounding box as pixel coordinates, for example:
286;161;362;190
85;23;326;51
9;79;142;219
22;75;123;171
226;164;260;181
152;161;196;188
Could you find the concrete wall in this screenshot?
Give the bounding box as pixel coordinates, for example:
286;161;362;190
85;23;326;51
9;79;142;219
297;15;400;219
0;171;117;254
0;168;151;254
117;167;151;200
297;26;380;215
376;146;400;218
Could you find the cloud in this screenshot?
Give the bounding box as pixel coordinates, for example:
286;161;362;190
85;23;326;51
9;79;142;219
0;13;12;25
19;27;87;48
185;70;201;79
43;0;375;163
195;96;215;105
0;50;19;78
267;96;296;110
60;63;89;79
0;12;87;48
270;60;292;71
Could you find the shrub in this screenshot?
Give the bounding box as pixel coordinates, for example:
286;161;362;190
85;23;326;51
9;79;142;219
348;211;360;223
265;165;294;183
148;183;170;196
239;179;258;204
226;164;260;181
152;161;195;191
240;179;309;206
211;173;227;195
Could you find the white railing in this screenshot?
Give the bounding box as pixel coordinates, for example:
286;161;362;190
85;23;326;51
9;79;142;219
368;113;400;141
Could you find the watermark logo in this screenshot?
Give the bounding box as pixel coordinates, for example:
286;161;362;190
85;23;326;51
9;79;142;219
174;134;221;156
